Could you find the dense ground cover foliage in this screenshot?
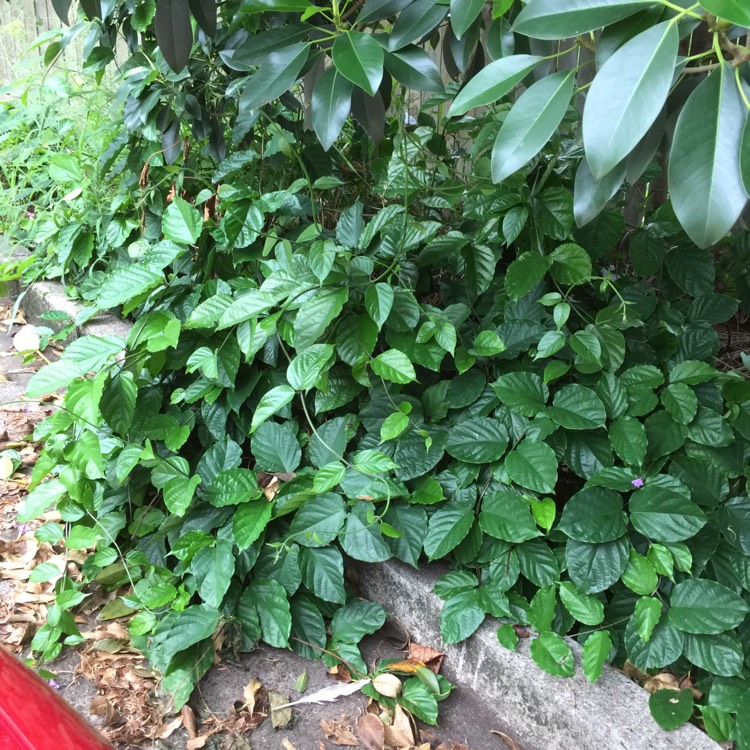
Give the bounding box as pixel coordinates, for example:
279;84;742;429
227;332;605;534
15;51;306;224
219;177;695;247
2;0;750;742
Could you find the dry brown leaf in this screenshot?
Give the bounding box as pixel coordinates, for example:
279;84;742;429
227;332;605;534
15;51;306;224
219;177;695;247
90;695;119;727
383;706;414;750
491;730;522;750
436;744;470;750
181;704;198;738
157;715;184;739
282;740;298;750
386;659;426;675
187;736;208;750
408;643;445;674
320;718;359;746
357;714;385;750
243;677;263;714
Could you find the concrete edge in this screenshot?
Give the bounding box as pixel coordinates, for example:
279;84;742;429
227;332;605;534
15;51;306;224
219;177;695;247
2;237;719;750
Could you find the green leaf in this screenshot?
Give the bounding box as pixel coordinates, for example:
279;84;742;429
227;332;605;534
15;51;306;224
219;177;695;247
470;331;506;357
480;490;540;544
423;501;475;561
450;0;484;39
505;252;552;299
384;47;444;92
559;581;604;626
505;439;557;494
625;613;684;670
444;417;509;463
18;479;66;523
163;197;203;244
622;550;658;595
649;689;694;731
100;372;137;435
497;623;519;651
530;632;575;678
332;31;384;96
312;66;353;151
217;290;276;330
609;417;647;466
669;579;748;635
583;22;677;179
340;501;392;562
684;633;744;677
669;64;748;248
190;539;235;608
300;547;346;603
154;0;193;72
566;537;629;594
549;243;592;286
389;0;447;50
630;486;707;543
635;596;662;643
700;0;750;26
239;43;309;112
232;501;273;549
365;283;394;329
400;678;439;725
380;411;409;442
518;540;560;586
96;265;163;310
700;706;735;743
207;468;260;507
330;601;386;644
449;55;543;117
512;0;655;39
558;487;627;543
290;595;327;659
250;385;296;433
242;578;291;648
295;288;348;351
661;383;698;426
287;344;335;391
669;360;718;386
549;384;607;430
492;71;575;183
371;349;417;384
582;630;611;682
251;422;301;472
492;372;548;416
441;590;485;643
150;605;220;671
665;246;715;297
164;475;201;516
573;156;627;228
288;493;346;547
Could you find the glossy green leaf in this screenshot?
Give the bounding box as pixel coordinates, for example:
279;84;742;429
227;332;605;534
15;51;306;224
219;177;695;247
669;64;748;248
492;71;575;183
449;55;542;117
287;344;335;391
583;22;678;179
480;490;541;543
630;486;707;543
635;596;662;643
684;633;744;677
384;47;444;92
566;537;629;593
492;371;548;416
513;0;655;39
444;417;509;463
239;43;309;112
530;632;575;677
207;468;260;507
332;31;384;96
669;579;748;635
242;578;291;648
288;493;347;547
559;581;605;626
505;439;557;494
389;0;448;50
441;589;485;643
609;416;647;466
233;501;273;549
450;0;484;39
331;601;386;644
700;0;750;26
549;384;607;430
649;689;694;731
558;487;627;543
423;501;475;561
312;66;353;151
155;0;193;72
371;349;417;384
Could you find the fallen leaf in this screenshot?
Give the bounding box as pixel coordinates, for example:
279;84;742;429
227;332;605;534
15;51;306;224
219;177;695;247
271;678;371;710
282;740;297;750
320;718;359;746
0;456;14;480
491;730;522;750
90;695;119;727
386;659;426;675
357;714;385;750
269;691;294;729
156;715;183;739
373;673;402;698
186;736;208;749
243;677;263;714
644;672;680;694
408;643;445;674
181;704;198;738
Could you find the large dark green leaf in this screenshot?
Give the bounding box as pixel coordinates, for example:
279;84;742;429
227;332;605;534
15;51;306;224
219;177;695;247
239;43;310;113
480;490;541;543
188;0;216;36
492;70;575;183
504;439;558;494
741;105;750;197
51;0;72;24
423;501;475;561
357;0;412;23
566;537;629;593
444;417;509;463
583;22;678;179
630;486;707;543
389;0;448;50
332;31;384;97
155;0;193;73
311;66;353;152
669;64;748;248
512;0;656;39
220;25;312;71
573;157;626;228
558;487;628;543
669;579;748;635
384;48;444;92
449;55;542;117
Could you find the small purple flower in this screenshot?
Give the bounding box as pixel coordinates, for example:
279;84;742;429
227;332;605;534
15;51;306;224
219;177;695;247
631;478;644;489
47;679;60;690
16;523;29;536
25;211;35;220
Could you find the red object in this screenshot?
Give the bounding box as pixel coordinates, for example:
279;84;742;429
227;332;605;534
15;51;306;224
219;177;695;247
0;646;112;750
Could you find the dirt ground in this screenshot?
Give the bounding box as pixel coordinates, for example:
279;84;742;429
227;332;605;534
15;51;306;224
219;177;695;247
0;298;525;750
